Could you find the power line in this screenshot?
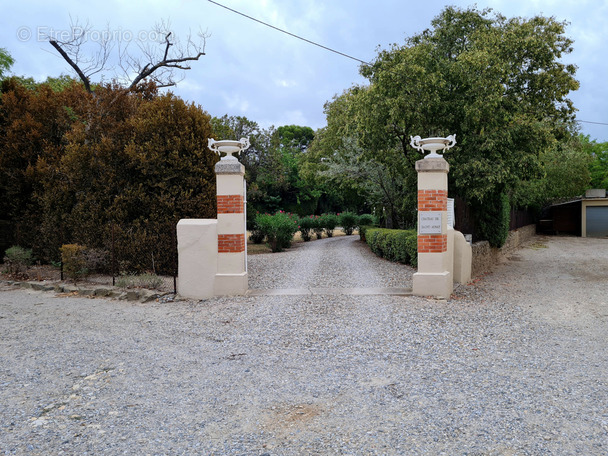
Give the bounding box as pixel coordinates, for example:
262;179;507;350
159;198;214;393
208;1;607;129
577;120;608;126
207;0;372;66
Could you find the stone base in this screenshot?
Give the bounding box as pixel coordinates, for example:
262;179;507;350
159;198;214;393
412;271;453;299
215;272;248;296
177;219;217;300
452;230;472;284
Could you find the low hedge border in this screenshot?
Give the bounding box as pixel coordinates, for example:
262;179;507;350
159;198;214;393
364;228;418;267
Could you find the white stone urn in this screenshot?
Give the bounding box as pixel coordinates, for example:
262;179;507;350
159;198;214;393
410;135;456;159
208;137;250;160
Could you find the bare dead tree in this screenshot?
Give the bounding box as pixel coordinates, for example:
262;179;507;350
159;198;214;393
48;19;113;94
119;19;208;90
47;18;208;94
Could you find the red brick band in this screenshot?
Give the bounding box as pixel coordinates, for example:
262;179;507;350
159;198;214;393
417;190;447;211
218;233;245;253
418;234;447;253
217;195;244;214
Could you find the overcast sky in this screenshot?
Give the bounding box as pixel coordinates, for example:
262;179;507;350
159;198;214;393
3;0;607;141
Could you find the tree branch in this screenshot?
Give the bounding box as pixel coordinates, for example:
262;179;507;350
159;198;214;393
48;19;208;93
128;50;205;90
49;39;92;94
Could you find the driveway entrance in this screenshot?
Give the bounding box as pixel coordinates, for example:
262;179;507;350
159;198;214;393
247;235;413;296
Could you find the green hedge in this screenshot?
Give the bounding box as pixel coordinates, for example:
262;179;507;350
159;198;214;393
475;191;510;248
365;228;418;267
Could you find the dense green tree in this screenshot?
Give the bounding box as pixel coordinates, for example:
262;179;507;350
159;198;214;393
513;137;590;209
581;135;608;190
1;76;217;271
0;77;89;253
277;125;314;152
0;48;14;80
317;136;414;226
312;6;581;243
211;114;272;183
211;116;322;216
250;125;319;216
300;90;371;214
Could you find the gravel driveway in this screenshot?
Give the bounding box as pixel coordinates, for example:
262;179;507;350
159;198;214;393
1;235;607;455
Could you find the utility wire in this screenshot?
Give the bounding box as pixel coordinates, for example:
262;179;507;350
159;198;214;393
577;120;608;126
208;0;607;129
207;0;372;66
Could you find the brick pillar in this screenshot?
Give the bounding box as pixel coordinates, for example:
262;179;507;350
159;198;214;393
214;160;248;295
413;157;453;298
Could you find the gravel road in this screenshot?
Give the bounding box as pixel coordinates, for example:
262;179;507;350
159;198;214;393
1;235;607;455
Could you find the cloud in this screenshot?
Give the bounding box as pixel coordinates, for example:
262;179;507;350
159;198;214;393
222;92;250;113
2;0;606;140
275;79;297;88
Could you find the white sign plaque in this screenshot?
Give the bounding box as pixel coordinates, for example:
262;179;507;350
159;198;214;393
419;212;443;234
447;198;454;229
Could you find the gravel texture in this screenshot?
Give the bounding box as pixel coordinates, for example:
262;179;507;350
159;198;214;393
1;234;607;455
247;235;413;290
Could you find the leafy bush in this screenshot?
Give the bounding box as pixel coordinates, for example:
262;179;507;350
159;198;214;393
358;213;377;226
358;224;371;243
249;229;265;244
0;83;216;274
311;215;324;239
357;214;378;242
321;213;339;237
60;244;88;280
84;248;108;273
404;233;418;267
475;191;510;248
298;215;316;242
365;228;418;266
255;211;299;252
3;245;33;274
340;212;359;235
248;219;266;244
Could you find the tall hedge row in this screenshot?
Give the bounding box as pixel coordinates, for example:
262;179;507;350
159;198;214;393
474;191;510;248
0;79;218;274
364;228;418;267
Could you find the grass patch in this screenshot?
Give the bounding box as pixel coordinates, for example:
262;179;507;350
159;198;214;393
116;272;164;289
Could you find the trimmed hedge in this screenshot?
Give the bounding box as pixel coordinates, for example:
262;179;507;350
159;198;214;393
475;191;510;248
365;228;418;267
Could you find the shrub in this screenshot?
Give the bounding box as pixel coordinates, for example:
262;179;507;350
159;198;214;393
255;211;299;252
84;248;108;273
475;191;510;248
321;213;339;237
340;212;359;235
358;213;377;226
249;229;266;244
298;215;316;242
60;244;88;281
311;215;324;239
404;233;418;267
248;219;266;244
358;214;377;242
365;228;418;266
359;224;370;243
3;245;33;274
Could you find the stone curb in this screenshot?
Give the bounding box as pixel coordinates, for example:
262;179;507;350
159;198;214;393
1;280;175;303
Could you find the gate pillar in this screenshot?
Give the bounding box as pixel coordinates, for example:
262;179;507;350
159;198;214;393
413;157;453;298
214;159;248;295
